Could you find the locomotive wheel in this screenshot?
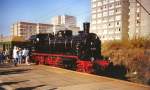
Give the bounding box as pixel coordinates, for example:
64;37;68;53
62;58;77;70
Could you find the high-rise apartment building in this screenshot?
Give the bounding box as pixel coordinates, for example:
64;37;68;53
37;23;53;34
11;22;37;39
129;0;150;39
51;15;80;35
51;15;77;27
51;16;62;25
11;15;80;39
11;22;54;39
52;25;80;35
91;0;129;42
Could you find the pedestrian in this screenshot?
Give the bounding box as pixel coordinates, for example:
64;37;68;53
18;48;23;64
0;51;5;64
13;46;19;66
25;48;30;65
4;49;10;63
22;48;26;63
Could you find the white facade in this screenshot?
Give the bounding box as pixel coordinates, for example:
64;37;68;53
51;16;62;25
53;25;80;35
37;23;53;34
11;22;54;39
129;0;150;39
91;0;129;42
11;22;37;39
11;15;80;39
51;15;77;27
51;15;80;35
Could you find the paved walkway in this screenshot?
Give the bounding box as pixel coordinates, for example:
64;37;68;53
0;64;150;90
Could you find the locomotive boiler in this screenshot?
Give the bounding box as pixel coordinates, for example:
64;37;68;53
30;23;109;73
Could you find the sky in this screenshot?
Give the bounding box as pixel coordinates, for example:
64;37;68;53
0;0;91;36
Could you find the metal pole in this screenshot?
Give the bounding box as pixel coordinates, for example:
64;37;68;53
136;0;150;15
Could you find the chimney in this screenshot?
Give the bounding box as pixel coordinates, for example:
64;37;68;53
83;22;90;33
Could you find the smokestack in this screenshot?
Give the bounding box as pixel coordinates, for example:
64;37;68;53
83;22;90;33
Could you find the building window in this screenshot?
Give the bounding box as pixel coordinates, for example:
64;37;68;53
109;0;114;3
103;0;108;5
92;3;97;8
117;22;119;25
136;3;140;6
97;13;102;18
108;22;114;28
116;21;120;26
109;4;112;8
98;2;102;6
97;19;102;24
103;11;108;17
92;9;97;13
116;15;121;20
103;29;107;34
109;16;114;21
116;28;121;32
109;3;114;9
97;25;102;29
109;10;114;15
136;20;140;25
92;20;96;24
137;13;140;17
97;7;102;12
137;8;140;12
103;5;107;10
92;25;96;30
115;9;118;12
115;8;121;14
92;14;96;19
103;24;107;29
92;0;97;2
102;18;107;22
115;1;121;7
104;5;106;8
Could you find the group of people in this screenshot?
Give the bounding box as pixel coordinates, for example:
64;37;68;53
0;49;10;64
13;46;30;66
0;46;31;66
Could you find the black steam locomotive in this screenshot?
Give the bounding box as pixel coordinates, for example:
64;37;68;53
30;23;101;60
30;23;109;73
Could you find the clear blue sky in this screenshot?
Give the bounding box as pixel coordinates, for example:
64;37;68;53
0;0;91;36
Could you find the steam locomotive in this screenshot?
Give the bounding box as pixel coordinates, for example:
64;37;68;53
30;23;110;73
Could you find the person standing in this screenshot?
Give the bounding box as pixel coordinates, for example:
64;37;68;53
25;48;30;65
0;51;5;64
22;48;26;63
4;49;10;63
13;46;19;66
18;48;23;64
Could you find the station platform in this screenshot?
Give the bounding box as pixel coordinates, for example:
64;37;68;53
0;64;150;90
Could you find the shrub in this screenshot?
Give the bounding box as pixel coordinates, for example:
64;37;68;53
102;38;150;85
